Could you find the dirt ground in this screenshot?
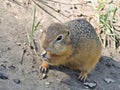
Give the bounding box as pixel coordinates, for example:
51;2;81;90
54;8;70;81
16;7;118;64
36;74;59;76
0;0;120;90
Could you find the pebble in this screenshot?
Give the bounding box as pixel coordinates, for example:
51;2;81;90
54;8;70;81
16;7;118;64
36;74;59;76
74;6;77;9
13;79;21;84
23;42;27;45
0;71;8;80
0;64;6;70
104;78;115;84
46;86;49;88
7;47;11;50
45;82;50;85
45;82;50;88
84;82;97;88
42;73;47;79
8;65;16;70
16;42;21;46
57;10;60;13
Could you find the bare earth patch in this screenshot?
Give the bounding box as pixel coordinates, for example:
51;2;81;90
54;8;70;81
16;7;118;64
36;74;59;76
0;0;120;90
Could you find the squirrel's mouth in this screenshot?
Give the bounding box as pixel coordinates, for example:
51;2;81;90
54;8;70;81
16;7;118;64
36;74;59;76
41;51;50;61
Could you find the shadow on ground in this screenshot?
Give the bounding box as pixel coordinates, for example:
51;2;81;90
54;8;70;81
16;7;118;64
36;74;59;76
45;56;120;90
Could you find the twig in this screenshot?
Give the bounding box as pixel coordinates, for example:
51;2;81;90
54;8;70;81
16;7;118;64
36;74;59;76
32;0;62;23
46;0;83;5
33;39;41;59
33;39;38;52
38;0;68;18
21;48;27;65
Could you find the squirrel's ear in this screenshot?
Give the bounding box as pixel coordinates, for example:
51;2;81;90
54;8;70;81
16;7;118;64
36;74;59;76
65;25;70;36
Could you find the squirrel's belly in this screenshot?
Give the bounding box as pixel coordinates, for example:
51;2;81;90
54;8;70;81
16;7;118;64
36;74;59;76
65;53;85;70
65;42;101;70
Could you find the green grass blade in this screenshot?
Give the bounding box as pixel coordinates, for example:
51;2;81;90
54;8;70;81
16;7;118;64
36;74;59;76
34;19;42;31
28;6;36;45
32;6;36;34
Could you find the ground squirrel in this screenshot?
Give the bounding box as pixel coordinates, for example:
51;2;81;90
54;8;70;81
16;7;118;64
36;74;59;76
39;19;102;81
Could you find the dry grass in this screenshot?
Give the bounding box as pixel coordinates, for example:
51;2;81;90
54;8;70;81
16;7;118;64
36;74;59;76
97;0;120;49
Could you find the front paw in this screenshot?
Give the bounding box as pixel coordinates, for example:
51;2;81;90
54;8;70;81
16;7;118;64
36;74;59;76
39;62;49;79
40;62;49;74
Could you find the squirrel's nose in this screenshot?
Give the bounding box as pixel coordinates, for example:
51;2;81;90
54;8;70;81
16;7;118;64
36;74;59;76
41;51;47;58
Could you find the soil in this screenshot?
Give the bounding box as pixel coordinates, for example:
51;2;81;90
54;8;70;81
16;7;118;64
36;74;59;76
0;0;120;90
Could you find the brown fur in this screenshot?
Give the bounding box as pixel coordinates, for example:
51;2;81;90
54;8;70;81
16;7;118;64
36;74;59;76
40;19;102;80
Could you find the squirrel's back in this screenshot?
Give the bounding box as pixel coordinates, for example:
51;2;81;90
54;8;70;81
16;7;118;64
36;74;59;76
65;19;100;47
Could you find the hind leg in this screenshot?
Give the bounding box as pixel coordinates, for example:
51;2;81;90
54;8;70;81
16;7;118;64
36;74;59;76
78;62;97;82
78;55;100;81
78;69;89;82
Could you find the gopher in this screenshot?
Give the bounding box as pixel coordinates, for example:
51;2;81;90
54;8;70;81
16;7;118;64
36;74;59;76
39;19;101;81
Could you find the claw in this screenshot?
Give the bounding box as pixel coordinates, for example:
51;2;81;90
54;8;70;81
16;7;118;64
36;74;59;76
78;71;88;82
39;61;49;79
40;64;49;74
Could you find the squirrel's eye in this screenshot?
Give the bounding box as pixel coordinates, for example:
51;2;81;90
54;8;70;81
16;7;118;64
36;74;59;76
56;35;62;41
